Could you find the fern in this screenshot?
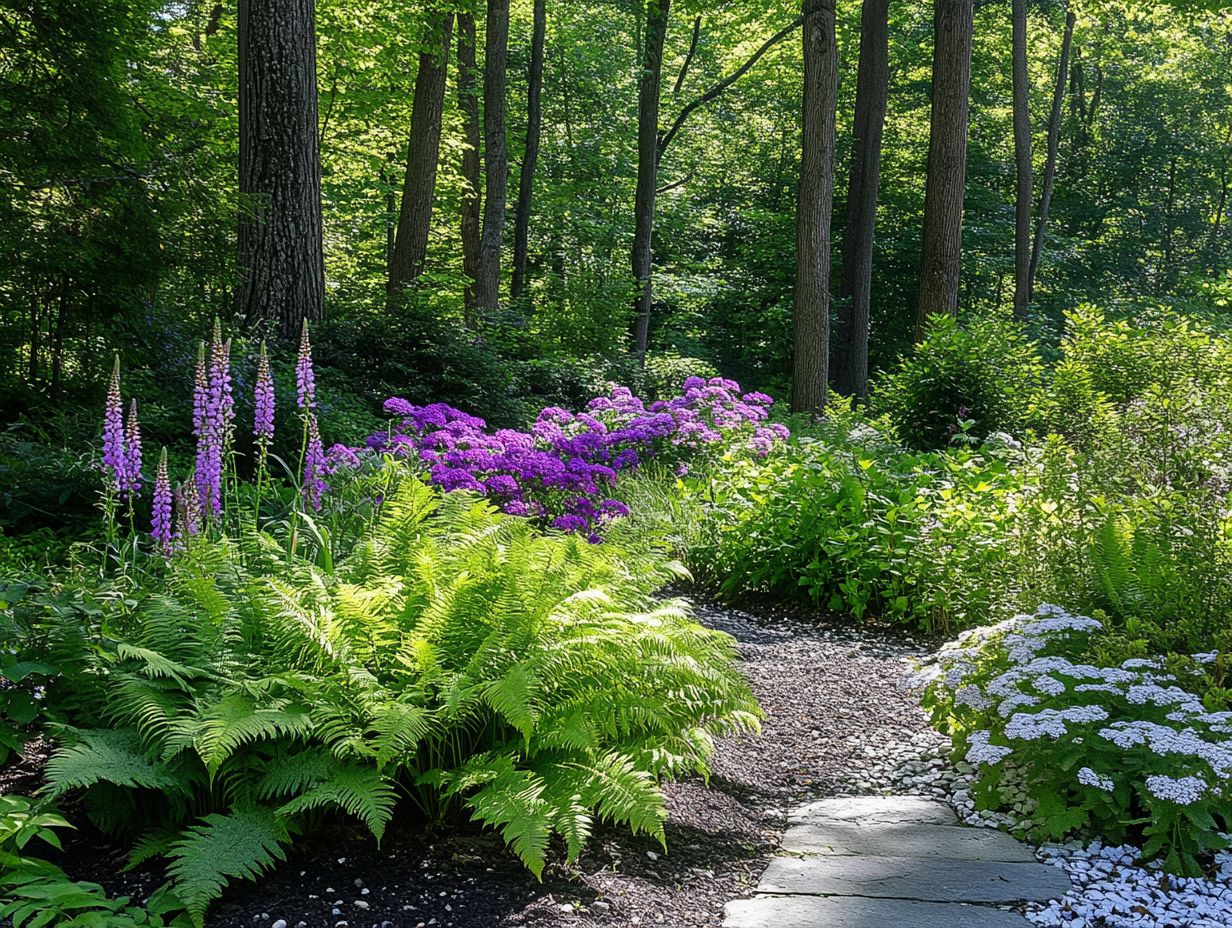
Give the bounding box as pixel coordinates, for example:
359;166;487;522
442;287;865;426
575;752;667;847
277;763;396;840
458;757;553;878
166;808;290;927
28;471;761;905
166;694;313;778
44;729;185;799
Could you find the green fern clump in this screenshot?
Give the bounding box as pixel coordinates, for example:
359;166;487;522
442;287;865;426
26;474;760;923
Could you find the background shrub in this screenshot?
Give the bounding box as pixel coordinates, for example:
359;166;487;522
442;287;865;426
871;312;1044;450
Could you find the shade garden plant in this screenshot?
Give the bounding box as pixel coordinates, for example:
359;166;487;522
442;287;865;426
0;324;774;926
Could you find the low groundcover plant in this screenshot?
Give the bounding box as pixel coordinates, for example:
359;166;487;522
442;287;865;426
909;604;1231;875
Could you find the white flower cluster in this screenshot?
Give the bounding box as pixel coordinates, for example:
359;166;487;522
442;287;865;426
1077;767;1114;792
908;602;1232;812
965;729;1014;767
1144;774;1208;805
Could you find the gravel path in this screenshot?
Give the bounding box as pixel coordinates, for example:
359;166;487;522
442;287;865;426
7;599;938;928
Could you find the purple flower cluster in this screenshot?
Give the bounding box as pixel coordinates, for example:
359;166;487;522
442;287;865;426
296;322;316;413
102;358;126;492
341;377;787;538
100;358;143;500
254;342;275;452
151;448;174;556
303;415;327;511
194;325;234;522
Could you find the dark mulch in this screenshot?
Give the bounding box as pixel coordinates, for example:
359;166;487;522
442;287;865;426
2;598;935;928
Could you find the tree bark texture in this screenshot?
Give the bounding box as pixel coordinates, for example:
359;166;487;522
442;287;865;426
1028;8;1074;300
475;0;510;316
388;12;454;300
834;0;889;400
511;0;546;303
791;0;838;415
1011;0;1032;319
631;0;670;361
237;0;325;341
914;0;973;341
457;12;482;325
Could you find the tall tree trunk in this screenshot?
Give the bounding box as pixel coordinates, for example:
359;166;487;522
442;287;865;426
511;0;546;304
834;0;889;400
237;0;325;341
914;0;974;340
457;12;482;326
388;12;454;301
475;0;510;317
631;0;671;362
791;0;838;414
1028;8;1074;300
1011;0;1031;319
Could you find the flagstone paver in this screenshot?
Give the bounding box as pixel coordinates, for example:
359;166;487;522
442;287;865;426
782;820;1037;861
724;895;1038;928
725;795;1070;928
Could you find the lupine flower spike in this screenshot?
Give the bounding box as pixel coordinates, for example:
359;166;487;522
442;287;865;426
195;324;233;521
296;320;315;414
151;448;174;555
124;399;142;497
192;342;207;438
254;341;275;450
101;356;127;493
302;414;327;511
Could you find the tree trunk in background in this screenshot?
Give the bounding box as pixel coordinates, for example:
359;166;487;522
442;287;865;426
791;0;837;414
388;12;454;301
1028;8;1074;301
475;0;510;317
630;0;670;362
511;0;546;304
914;0;973;341
1011;0;1031;320
457;12;482;326
834;0;889;401
237;0;325;341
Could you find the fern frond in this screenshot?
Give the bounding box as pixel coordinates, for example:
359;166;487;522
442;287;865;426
44;729;184;798
575;752;667;847
113;642;200;688
462;760;552;879
166;807;290;926
276;763;397;840
481;665;540;743
168;694;313;778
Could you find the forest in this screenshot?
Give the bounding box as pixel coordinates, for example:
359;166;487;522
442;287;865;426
3;1;1232;927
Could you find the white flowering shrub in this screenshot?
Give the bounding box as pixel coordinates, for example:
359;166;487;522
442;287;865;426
911;605;1231;875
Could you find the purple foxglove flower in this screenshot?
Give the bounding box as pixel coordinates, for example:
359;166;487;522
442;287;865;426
254;342;275;448
302;414;327;510
151;448;174;555
296;321;316;414
123;399;143;496
101;357;127;492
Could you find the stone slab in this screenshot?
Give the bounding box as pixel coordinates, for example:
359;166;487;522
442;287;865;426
758;855;1071;903
788;796;957;827
724;895;1034;928
782;821;1037;862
